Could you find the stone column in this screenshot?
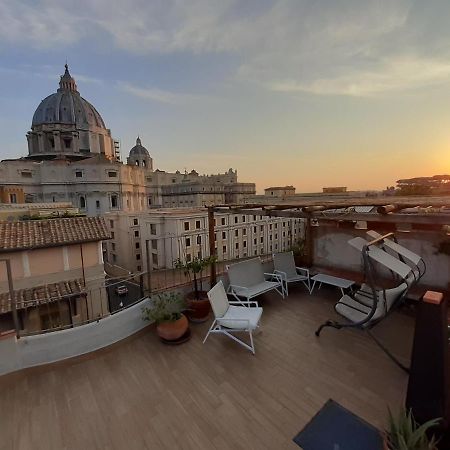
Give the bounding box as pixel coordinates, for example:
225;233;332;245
53;131;61;152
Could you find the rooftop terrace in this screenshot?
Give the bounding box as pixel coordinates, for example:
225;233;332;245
0;286;413;450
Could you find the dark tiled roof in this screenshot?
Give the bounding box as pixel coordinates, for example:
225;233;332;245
0;279;85;314
0;217;110;253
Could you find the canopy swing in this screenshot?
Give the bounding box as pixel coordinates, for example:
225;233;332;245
315;232;425;372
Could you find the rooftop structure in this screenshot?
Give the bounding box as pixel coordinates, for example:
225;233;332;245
28;65;116;161
0;288;414;448
0;217;110;334
0;216;109;252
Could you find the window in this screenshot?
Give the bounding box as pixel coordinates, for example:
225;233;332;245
150;240;156;250
134;230;139;237
235;242;239;250
96;200;100;209
135;242;140;249
111;231;115;239
184;221;190;231
150;224;157;235
111;243;116;251
21;171;32;178
243;229;247;236
275;233;278;239
75;171;82;178
222;231;226;239
9;193;17;204
186;254;192;262
148;197;152;206
269;224;273;230
152;254;158;266
186;237;191;247
253;215;257;221
133;218;138;226
136;254;141;261
243;240;247;248
253;238;257;245
110;220;114;229
235;230;238;237
108;171;117;178
242;215;246;222
195;220;201;229
137;265;141;271
221;218;226;225
63;139;71;149
223;245;227;253
111;195;118;208
260;236;263;243
234;216;238;224
79;196;86;209
112;254;117;263
253;226;257;233
196;235;202;244
260;225;264;231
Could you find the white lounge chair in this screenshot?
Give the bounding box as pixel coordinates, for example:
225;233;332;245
226;257;285;302
273;251;311;295
203;281;263;354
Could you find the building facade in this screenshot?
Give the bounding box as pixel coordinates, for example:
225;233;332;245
0;65;256;215
105;208;305;274
0;217;110;334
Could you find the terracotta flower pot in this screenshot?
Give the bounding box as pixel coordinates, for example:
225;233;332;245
185;291;211;323
156;314;189;341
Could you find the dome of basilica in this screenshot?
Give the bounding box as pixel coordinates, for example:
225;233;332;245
27;65;115;161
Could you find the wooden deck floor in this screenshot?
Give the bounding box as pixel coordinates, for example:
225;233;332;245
0;286;414;450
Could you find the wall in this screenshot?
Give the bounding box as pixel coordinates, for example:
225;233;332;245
0;297;152;376
313;224;450;289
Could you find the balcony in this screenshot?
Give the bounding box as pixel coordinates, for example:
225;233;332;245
0;285;413;449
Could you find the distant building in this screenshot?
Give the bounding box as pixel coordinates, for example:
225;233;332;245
105;209;304;274
0;65;256;215
322;187;347;193
264;186;296;197
0;202;79;221
0;217;110;334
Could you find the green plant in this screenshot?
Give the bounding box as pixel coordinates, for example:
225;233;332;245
142;292;186;324
385;408;440;450
174;255;217;300
290;239;306;257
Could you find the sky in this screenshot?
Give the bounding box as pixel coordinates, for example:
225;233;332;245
1;0;450;193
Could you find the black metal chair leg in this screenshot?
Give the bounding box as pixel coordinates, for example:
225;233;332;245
315;320;340;336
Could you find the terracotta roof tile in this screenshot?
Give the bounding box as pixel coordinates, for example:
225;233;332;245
0;217;110;252
0;279;85;314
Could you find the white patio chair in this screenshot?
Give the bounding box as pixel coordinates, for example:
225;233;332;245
273;251;311;295
203;281;263;354
226;257;285;302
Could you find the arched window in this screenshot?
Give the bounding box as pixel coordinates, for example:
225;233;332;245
135;160;139;166
142;160;146;167
80;196;86;209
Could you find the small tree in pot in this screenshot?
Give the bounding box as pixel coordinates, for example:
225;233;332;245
174;255;216;322
142;292;190;343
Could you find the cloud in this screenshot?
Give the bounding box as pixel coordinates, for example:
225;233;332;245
269;57;450;97
118;82;200;104
2;1;450;96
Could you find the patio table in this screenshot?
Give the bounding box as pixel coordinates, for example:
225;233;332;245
310;274;355;297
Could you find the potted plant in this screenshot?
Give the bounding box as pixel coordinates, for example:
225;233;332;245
142;292;189;343
384;408;440;450
174;255;216;322
290;239;308;267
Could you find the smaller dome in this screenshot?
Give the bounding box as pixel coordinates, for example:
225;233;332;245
129;136;150;157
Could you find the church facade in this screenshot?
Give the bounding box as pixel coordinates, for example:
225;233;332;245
0;66;255;216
